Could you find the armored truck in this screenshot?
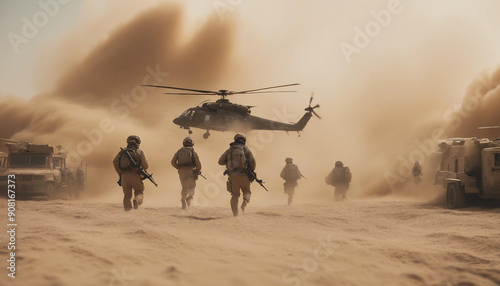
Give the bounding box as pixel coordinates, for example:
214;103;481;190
0;140;86;199
0;152;7;168
434;138;500;209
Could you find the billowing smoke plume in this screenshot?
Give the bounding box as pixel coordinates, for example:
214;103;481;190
0;4;236;202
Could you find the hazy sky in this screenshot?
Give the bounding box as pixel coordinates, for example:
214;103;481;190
2;1;500;100
0;0;82;98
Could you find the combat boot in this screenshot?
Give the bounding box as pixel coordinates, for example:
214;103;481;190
241;193;250;212
181;199;187;209
231;192;240;216
133;193;143;210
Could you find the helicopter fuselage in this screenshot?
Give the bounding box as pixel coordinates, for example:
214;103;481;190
143;83;319;138
172;100;311;133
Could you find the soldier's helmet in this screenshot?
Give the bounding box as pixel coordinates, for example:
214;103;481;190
414;160;420;165
183;137;194;147
234;133;246;143
127;135;141;145
335;161;343;167
285;157;293;163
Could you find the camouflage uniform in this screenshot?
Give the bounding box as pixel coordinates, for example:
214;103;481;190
171;137;202;209
218;134;256;216
113;135;149;211
280;158;302;205
326;161;351;201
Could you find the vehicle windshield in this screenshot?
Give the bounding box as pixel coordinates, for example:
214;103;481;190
9;154;51;168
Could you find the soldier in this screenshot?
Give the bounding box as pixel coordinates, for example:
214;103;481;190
171;137;202;209
113;135;149;211
280;157;302;205
218;133;256;216
325;161;352;201
412;161;422;185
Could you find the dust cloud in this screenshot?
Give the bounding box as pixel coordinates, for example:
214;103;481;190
3;3;500;286
0;4;237;203
1;2;500;206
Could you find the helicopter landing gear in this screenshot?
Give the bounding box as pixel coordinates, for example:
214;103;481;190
203;131;210;139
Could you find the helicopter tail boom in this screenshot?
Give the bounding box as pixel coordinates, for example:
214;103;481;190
291;112;313;131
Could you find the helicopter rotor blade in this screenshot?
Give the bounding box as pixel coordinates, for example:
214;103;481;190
162;92;218;95
305;92;321;119
478;126;500;129
241;90;298;94
235;83;300;94
312;110;322;119
143;85;217;94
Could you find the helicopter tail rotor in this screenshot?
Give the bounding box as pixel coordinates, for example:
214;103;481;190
304;92;321;119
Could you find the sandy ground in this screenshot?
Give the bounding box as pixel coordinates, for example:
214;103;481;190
1;198;499;286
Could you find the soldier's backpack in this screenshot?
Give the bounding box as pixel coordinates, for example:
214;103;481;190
118;148;141;171
228;144;248;172
329;167;352;186
284;164;301;181
177;147;194;167
343;167;352;184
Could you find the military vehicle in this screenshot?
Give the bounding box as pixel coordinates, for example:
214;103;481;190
0;152;7;168
0;140;86;199
434;137;500;209
143;83;321;138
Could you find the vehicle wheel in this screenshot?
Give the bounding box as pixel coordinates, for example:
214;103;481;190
46;183;56;200
446;183;466;209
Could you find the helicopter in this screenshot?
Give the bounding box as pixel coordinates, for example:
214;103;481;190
143;83;321;139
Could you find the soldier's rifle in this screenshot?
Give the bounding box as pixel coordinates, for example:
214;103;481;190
120;148;158;187
194;170;207;180
301;174;308;180
246;165;269;192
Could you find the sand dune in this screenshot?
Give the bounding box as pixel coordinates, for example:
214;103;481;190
1;196;499;286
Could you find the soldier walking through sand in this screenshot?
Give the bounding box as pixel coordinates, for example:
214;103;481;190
325;161;352;201
113;135;149;211
171;137;202;209
218;134;256;216
280;157;302;205
412;161;422;185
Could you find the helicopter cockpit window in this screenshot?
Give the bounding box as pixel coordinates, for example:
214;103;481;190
180;110;189;117
495;153;500;167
